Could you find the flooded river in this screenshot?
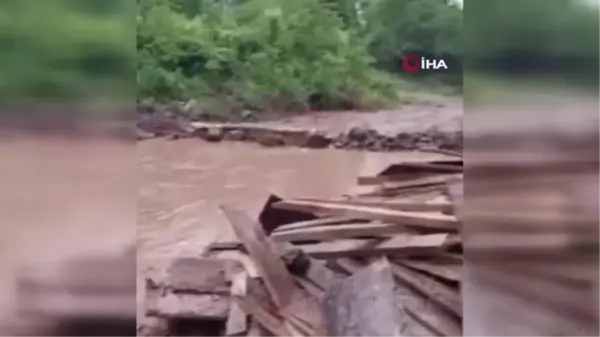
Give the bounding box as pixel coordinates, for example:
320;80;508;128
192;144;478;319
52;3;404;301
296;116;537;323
137;138;368;260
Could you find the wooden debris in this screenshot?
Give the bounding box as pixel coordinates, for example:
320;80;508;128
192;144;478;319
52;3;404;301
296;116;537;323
226;273;249;336
166;257;234;294
395;258;461;283
142;154;465;336
294;197;453;213
272;221;412;242
272;199;458;231
220;206;297;309
272;216;367;233
323;258;402;336
221;206;327;336
147;291;231;319
246;319;271;337
290;234;449;259
391;263;461;318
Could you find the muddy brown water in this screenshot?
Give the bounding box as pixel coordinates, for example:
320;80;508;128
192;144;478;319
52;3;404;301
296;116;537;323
0;135;446;331
137;138;370;259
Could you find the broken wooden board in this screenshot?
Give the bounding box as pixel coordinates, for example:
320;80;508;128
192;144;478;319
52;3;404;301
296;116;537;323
271;221;412;242
246;319;273;337
206;250;260;278
292;234;449;259
220;206;297;308
272;200;458;231
232;277;291;336
378;174;462;195
272;216;368;233
395;258;462;283
396;284;463;337
226;272;248;336
391;263;462;318
165;257;237;294
322;258;402;336
146;290;230;320
296;197;453;213
220;206;326;335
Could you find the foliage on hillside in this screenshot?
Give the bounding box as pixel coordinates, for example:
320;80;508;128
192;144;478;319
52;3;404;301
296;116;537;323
137;0;464;115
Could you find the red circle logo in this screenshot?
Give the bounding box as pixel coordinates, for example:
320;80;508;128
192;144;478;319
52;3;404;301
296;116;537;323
402;54;420;73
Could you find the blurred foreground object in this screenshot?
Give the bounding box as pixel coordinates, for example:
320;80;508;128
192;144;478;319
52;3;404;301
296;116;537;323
462;108;599;335
11;247;136;336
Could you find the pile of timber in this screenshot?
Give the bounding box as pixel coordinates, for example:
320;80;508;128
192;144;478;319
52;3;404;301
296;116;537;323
143;152;463;336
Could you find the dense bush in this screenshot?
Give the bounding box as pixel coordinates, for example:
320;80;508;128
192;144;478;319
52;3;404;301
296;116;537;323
137;0;402;115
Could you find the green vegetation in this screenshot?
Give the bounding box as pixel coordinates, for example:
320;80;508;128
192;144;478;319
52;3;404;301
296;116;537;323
137;0;463;116
1;0;596;118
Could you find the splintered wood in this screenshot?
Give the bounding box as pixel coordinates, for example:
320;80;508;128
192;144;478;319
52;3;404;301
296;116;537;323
208;154;462;337
144;152;464;336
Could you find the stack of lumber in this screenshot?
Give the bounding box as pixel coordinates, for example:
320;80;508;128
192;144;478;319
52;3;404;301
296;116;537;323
143;152;463;336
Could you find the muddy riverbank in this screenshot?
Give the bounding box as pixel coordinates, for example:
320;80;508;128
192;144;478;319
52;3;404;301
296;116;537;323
137;96;463;152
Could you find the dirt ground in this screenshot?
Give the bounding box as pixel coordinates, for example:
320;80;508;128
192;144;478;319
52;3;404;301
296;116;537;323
262;95;463;137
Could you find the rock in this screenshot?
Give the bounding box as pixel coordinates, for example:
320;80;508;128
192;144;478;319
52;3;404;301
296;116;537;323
226;129;246;141
393;132;417;149
304;130;332;149
256;134;284;147
205;127;224;142
348;126;371;142
136;109;192;137
136;128;154;140
240;110;258;122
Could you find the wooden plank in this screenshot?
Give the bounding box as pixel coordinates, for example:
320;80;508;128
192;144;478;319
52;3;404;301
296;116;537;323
220;206;296;308
147;292;230;319
380;174;462;192
294;234;449;259
295;197;453;213
220;206;326;335
395;259;462;283
206;241;244;252
272;200;458;231
323;258;402;336
246;319;272;337
207;250;260;278
272;221;411;242
416;148;462;157
232;278;291;336
272;216;367;233
165;257;233;294
226;273;249;336
391;263;462;318
397;286;463;337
